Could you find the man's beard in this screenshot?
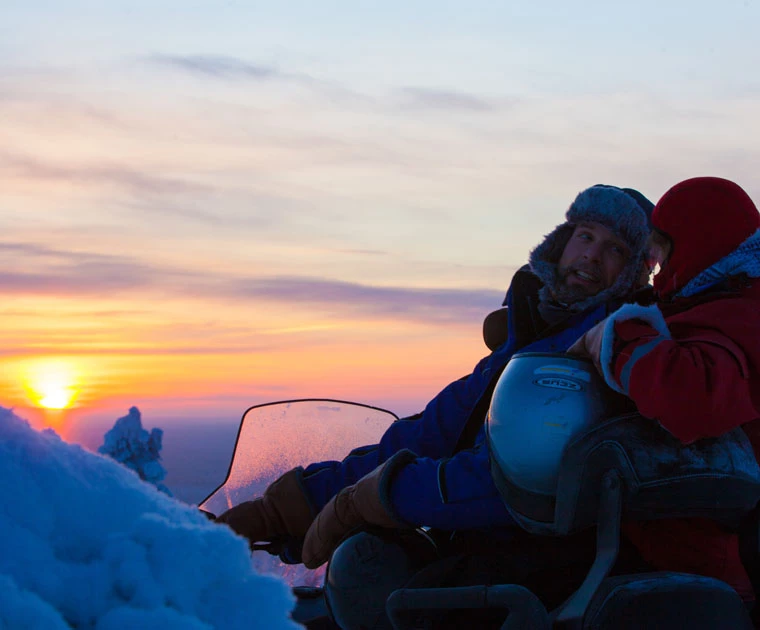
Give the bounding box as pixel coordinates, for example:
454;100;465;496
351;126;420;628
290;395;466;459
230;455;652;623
552;264;604;305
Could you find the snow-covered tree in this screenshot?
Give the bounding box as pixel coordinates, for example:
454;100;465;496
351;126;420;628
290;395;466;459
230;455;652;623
99;406;171;495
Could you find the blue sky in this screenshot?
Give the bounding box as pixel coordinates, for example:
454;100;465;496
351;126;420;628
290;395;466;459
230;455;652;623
2;0;759;426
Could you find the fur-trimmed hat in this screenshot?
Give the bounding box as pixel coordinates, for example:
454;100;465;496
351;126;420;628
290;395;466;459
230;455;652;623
529;185;653;311
652;177;760;299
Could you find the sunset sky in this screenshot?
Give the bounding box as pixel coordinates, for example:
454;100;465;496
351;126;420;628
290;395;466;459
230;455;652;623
2;1;760;437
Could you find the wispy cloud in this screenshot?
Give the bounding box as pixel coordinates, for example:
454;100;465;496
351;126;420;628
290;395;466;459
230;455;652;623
0;242;162;263
226;275;501;323
0;153;211;198
0;242;171;294
0;269;147;294
0;86;129;130
149;54;282;81
145;53;361;102
397;87;497;112
333;248;388;256
144;54;385;108
1;241;501;325
0;307;151;319
0;341;285;358
143;54;513;123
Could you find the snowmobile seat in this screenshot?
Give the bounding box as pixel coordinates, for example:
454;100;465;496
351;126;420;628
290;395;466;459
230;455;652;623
388;413;760;629
580;572;753;629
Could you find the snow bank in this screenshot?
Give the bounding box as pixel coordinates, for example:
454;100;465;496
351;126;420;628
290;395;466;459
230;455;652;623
0;406;300;629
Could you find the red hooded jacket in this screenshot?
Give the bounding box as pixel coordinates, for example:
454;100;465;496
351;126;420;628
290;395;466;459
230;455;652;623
597;177;760;600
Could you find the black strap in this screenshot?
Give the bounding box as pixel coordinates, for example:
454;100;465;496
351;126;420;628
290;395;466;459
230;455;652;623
453;364;507;452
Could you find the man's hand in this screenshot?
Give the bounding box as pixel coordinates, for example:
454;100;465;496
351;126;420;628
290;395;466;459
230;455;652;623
216;498;280;543
216;467;314;544
302;452;413;569
567;318;607;374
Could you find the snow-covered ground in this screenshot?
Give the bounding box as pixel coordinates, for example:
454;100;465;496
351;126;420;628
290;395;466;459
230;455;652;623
0;406;300;629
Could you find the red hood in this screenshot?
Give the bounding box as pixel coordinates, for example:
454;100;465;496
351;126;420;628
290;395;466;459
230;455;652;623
653;177;760;299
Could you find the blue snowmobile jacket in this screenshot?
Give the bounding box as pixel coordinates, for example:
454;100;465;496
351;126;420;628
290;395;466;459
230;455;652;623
300;267;622;531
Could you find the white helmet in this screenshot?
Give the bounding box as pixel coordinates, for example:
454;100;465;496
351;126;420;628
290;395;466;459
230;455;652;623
487;352;608;499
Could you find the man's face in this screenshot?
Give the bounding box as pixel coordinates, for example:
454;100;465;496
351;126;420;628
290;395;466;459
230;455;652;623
555;222;631;303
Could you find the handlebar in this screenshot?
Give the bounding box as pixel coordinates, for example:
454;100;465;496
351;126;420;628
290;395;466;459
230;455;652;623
198;508;299;561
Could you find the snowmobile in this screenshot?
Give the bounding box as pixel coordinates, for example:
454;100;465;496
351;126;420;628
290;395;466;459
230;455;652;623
199;368;760;629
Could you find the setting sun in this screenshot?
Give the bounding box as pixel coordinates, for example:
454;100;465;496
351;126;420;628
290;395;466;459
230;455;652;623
39;387;75;410
21;359;81;410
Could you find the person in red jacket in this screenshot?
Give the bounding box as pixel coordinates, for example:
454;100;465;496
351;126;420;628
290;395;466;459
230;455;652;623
570;176;760;602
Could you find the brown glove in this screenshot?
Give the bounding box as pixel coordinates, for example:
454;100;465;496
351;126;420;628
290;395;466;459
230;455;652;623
302;450;415;569
216;467;315;543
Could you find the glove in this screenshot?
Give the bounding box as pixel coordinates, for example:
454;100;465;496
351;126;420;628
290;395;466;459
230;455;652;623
302;450;414;569
216;467;315;544
567;317;607;374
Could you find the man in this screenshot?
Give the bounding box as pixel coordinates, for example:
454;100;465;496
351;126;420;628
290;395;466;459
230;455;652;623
218;184;654;627
570;176;760;604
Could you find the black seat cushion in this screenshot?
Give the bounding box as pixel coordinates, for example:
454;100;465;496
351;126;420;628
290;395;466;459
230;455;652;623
584;572;753;629
483;307;510;351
